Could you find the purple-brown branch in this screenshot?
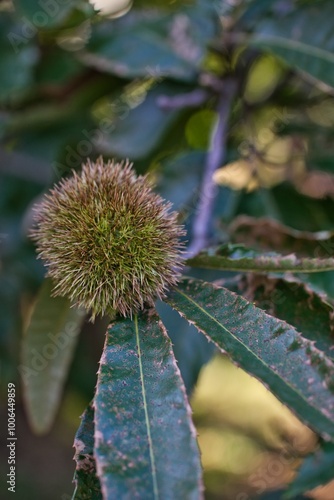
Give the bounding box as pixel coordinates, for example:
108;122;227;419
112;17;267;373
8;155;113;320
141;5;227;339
186;78;238;257
157;88;209;110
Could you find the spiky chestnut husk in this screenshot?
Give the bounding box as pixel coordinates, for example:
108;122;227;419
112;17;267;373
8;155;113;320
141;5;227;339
31;158;185;319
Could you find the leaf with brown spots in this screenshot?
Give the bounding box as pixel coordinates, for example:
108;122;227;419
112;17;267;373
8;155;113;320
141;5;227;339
94;312;202;499
186;243;334;273
235;274;334;361
73;404;102;500
167;278;334;441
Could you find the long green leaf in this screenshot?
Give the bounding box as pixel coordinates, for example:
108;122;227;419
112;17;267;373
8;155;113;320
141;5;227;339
186;244;334;273
166;278;334;440
250;3;334;89
285;442;334;499
73;404;102;500
20;278;85;434
94;312;202;499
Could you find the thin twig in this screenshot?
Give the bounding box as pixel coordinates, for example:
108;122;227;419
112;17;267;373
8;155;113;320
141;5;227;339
156;89;209;110
186;77;238;257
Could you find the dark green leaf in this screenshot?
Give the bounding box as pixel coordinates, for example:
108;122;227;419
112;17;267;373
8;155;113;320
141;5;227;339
236;0;282;30
135;0;194;9
94;312;202;499
235;184;334;231
285;442;334;499
36;47;84;86
234;274;334;361
13;0;95;29
300;272;334;304
0;14;38;102
20;278;85;434
156;151;206;212
81;5;216;82
250;3;334;89
96;82;184;160
73;404;102;500
81;23;195;82
167;278;334;440
5;76;111;166
186;243;334;273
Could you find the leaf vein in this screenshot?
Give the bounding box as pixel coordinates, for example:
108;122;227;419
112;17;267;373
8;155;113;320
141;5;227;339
135;314;159;500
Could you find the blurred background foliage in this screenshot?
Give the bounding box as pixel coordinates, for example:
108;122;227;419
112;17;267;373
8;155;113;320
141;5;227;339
1;0;334;498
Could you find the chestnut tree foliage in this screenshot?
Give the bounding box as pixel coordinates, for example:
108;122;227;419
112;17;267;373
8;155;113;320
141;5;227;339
1;0;334;498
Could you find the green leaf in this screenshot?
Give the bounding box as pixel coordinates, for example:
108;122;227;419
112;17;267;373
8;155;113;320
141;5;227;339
36;47;84;86
300;272;334;304
166;278;334;440
233;274;334;361
81;5;216;82
94;312;202;499
186;243;334;273
21;278;85;434
82;22;195;82
156;151;205;212
236;0;280;30
0;13;38;102
235;183;334;231
12;0;94;29
285;442;334;499
250;3;334;89
95;82;183;160
73;404;102;500
5;77;111;165
135;0;194;8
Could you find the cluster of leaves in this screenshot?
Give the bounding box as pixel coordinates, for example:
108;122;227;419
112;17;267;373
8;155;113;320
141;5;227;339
1;0;334;498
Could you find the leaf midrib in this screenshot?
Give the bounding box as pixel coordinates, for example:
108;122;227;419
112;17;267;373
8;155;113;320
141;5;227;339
186;255;334;273
135;315;159;500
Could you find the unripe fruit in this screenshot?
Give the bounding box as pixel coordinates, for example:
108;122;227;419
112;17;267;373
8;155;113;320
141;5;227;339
31;158;185;319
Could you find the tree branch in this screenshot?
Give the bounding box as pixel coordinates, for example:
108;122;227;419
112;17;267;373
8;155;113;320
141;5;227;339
186;77;238;257
156;89;209;110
